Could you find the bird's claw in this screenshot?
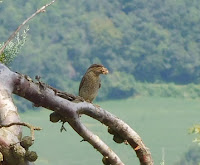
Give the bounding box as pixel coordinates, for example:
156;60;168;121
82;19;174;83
60;122;67;132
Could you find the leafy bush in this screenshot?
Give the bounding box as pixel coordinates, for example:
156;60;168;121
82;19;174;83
174;146;200;165
125;82;200;99
0;27;29;65
98;71;137;100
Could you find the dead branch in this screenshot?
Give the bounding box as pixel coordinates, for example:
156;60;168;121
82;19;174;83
0;70;34;165
0;63;154;165
68;117;124;165
0;0;57;56
0;122;42;141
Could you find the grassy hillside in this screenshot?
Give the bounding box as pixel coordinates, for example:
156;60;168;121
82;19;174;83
20;97;200;165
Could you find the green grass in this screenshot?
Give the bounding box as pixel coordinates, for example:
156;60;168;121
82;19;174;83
20;97;200;165
135;83;200;98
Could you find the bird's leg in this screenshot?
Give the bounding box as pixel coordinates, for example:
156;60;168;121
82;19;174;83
60;121;67;132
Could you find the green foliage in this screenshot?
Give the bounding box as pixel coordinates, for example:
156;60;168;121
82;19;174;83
99;71;136;100
189;125;200;144
175;146;200;165
1;0;200;110
0;27;29;65
134;83;200;98
160;161;165;165
0;0;199;80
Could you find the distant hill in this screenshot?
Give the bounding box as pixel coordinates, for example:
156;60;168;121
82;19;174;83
1;0;200;107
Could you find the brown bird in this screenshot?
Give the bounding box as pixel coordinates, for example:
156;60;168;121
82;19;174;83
79;64;109;103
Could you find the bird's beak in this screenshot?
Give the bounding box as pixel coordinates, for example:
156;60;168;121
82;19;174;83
102;67;109;74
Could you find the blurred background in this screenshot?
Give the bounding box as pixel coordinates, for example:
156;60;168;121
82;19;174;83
1;0;200;164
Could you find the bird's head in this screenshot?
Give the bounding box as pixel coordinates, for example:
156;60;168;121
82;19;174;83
87;64;109;76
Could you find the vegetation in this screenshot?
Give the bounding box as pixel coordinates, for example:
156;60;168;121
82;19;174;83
0;27;29;65
1;0;200;101
175;146;200;165
189;124;200;146
1;1;200;163
20;97;200;165
1;0;200;111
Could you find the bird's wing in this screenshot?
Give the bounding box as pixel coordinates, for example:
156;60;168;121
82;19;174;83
99;80;101;88
79;76;85;94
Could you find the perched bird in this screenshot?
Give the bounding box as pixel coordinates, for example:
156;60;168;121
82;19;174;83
79;64;109;103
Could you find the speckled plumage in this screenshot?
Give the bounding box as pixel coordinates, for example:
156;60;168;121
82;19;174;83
79;64;108;102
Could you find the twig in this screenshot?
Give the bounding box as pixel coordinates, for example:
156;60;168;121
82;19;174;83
0;122;42;140
68;118;124;165
0;0;57;55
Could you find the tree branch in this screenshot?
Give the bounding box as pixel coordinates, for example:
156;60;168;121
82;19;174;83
0;63;154;165
77;106;153;164
0;122;42;141
68;118;124;165
0;67;34;165
0;0;57;56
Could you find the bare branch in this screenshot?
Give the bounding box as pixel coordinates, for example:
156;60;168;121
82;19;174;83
0;69;33;165
68;118;124;165
0;0;57;56
0;122;42;141
0;63;154;165
77;106;153;164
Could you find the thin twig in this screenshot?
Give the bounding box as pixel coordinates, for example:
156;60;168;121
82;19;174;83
0;122;42;140
0;0;57;55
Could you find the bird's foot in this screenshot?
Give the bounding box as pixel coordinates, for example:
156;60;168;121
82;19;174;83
60;122;67;132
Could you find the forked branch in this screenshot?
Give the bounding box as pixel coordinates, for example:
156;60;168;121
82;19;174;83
0;63;154;165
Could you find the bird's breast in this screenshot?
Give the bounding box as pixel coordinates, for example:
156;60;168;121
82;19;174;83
79;74;100;101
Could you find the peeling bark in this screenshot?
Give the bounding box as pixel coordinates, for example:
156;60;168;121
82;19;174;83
0;65;33;165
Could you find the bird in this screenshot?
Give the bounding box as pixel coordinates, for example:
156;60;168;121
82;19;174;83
79;64;109;103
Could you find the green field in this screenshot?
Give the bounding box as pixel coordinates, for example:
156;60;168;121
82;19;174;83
20;97;200;165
